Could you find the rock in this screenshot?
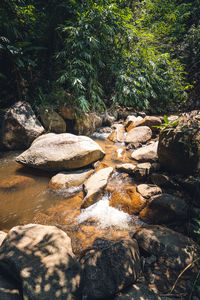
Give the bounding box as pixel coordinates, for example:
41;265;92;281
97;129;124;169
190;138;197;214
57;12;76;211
151;173;172;187
125;126;152;144
131;141;158;162
98;127;112;134
174;175;200;203
133;225;200;270
80;239;141;300
0;224;82;300
102;111;116;126
126;142;142;150
110;187;146;215
16;133;105;171
74;112;102;136
138;111;146;118
82;167;113;208
116;163;136;174
108;124;125;142
139;193;188;224
158;111;200;174
60;106;75;120
0;175;35;189
124;116;143;131
136;184;162;199
0;231;7;246
1;101;44;150
70;225;131;255
49;169;93;191
134;116;162;132
133;162;152;181
0;270;22;300
39;107;66;133
115;283;163;300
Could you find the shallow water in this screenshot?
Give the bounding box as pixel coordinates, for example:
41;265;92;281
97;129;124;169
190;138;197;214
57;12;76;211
0;136;141;253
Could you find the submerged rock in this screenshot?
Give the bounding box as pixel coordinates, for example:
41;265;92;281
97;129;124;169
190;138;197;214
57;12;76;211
0;175;35;189
80;239;141;300
1;101;44;150
16;133;105;171
0;224;82;300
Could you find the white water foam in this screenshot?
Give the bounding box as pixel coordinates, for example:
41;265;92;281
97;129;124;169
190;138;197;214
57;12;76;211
77;195;132;229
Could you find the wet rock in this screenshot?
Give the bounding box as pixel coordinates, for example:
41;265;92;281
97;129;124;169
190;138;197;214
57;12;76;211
158;111;200;174
115;283;164;300
133;225;199;270
16;133;105;171
110;187;146;215
70;225;131;255
133;162;152;181
116;163;136;174
60;106;75;120
0;231;7;246
139;193;188;224
49;169;93;191
134;116;162;132
136;184;162;199
82;167;113;208
80;239;141;300
74;112;102;136
108;124;125;143
131;141;158;162
39;107;66;133
1;101;44;150
0;224;82;300
125;126;152;144
0;175;35;190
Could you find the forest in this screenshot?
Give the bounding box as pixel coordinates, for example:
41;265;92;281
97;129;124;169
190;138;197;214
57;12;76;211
0;0;200;114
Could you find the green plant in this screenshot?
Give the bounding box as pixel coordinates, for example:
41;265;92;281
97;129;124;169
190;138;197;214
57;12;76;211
154;115;179;132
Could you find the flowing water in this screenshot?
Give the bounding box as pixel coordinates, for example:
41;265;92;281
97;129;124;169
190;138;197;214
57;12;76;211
0;134;144;253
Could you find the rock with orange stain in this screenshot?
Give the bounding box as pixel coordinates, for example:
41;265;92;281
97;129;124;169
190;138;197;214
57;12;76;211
49;169;93;191
33;192;84;227
0;175;35;189
110;187;146;215
126;116;143;132
93;161;110;171
69;224;131;255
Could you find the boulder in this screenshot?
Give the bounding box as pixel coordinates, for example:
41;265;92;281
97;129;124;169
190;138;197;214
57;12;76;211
110;187;146;215
151;173;172;187
82;167;113;208
108;124;125;143
136;184;162;199
134;116;162;132
133;225;199;269
74;112;102;136
116;163;136;174
0;224;81;300
124;116;143;131
115;283;164;300
39;107;66;133
102;111;116;126
0;231;7;246
139;193;188;224
49;169;93;191
16;133;105;171
60;106;75;120
125;126;152;144
133;162;152;181
158;111;200;174
80;239;141;299
131;141;158;162
1;101;44;150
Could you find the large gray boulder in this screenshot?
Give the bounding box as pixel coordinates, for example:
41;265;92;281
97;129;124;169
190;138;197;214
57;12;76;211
133;225;199;270
158;111;200;174
80;239;141;300
0;224;82;300
16;133;105;171
1;101;44;150
131;141;158;162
